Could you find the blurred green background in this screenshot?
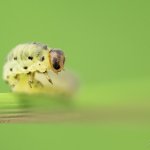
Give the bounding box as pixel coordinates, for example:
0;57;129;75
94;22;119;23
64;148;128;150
0;0;150;92
0;0;150;149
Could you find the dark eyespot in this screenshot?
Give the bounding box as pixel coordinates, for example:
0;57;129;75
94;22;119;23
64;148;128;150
28;56;33;60
53;62;60;70
14;57;17;60
10;68;13;71
24;66;28;70
52;57;60;70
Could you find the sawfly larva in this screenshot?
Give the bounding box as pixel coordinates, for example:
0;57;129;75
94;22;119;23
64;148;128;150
3;42;67;94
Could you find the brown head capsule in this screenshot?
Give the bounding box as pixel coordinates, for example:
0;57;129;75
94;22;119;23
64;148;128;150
49;49;65;73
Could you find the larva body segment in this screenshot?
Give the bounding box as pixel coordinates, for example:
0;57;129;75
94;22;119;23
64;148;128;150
4;43;49;79
3;42;66;92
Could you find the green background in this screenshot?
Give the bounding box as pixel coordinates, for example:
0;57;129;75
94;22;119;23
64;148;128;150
1;0;150;91
0;0;150;149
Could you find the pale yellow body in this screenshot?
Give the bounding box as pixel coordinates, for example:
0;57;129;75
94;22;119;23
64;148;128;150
3;43;51;81
3;43;52;87
3;42;77;95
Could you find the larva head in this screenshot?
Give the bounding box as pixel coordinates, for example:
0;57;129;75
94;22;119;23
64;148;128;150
49;49;65;73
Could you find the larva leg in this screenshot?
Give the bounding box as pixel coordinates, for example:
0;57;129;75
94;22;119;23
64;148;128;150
27;72;35;88
10;75;19;89
44;71;53;84
29;71;43;88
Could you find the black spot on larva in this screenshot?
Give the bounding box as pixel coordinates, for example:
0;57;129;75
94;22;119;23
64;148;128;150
6;76;9;79
40;56;45;61
14;57;17;60
28;56;33;60
43;45;48;50
23;66;28;70
10;68;13;71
